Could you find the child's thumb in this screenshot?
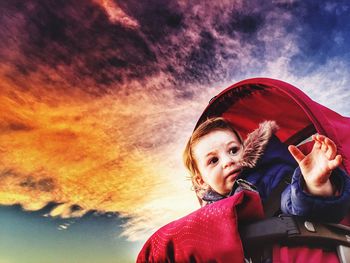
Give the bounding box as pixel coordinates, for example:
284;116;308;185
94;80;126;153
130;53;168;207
288;145;305;164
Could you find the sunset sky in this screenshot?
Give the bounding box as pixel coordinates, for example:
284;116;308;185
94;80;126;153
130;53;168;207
1;0;350;262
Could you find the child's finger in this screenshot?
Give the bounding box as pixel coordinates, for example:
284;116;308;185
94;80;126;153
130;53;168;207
288;145;305;164
312;134;322;149
312;134;322;144
313;134;321;143
325;138;337;160
321;141;328;153
313;140;321;150
325;137;337;149
316;134;326;142
328;155;342;170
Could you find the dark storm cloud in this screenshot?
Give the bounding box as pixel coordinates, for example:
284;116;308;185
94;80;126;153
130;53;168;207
287;1;350;75
0;169;19;178
70;204;83;213
0;0;299;93
118;0;184;42
214;8;265;37
179;9;266;85
0;168;55;192
0;0;158;91
1;121;33;132
181;31;218;84
19;176;56;192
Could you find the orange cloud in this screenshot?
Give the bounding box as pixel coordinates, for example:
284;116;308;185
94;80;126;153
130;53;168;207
93;0;139;28
0;70;211;239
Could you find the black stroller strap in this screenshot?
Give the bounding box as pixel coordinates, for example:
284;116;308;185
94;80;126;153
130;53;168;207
239;215;350;263
244;170;350;262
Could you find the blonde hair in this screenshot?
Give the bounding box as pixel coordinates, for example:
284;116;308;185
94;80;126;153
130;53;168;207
183;117;243;197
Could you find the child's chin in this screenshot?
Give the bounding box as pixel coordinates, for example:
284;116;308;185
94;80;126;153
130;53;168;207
224;182;235;193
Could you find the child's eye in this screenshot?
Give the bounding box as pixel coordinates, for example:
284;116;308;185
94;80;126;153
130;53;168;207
229;146;240;155
208;157;218;165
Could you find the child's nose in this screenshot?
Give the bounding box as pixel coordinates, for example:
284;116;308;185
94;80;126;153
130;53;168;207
222;155;235;169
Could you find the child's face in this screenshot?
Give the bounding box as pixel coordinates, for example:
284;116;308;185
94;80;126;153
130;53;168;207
193;129;243;196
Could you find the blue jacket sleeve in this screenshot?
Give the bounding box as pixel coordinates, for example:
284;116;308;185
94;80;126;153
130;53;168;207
281;167;350;222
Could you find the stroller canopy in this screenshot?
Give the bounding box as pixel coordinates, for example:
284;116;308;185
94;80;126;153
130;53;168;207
137;78;349;263
196;78;350;174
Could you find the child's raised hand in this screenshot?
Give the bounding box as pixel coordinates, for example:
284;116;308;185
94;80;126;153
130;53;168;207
288;134;342;196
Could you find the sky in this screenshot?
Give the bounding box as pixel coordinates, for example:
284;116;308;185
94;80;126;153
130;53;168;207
1;0;350;262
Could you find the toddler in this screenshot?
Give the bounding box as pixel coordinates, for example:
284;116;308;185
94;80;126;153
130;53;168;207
184;117;350;221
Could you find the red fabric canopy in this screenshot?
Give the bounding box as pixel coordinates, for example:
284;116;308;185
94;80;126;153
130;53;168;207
196;78;350;174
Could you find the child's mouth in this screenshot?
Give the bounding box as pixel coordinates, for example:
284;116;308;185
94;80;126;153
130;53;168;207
226;169;241;180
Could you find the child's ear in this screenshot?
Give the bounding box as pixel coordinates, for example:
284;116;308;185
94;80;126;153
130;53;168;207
195;174;206;187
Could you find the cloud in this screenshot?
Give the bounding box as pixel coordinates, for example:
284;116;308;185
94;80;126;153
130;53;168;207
93;0;139;28
0;0;304;92
0;71;208;226
0;0;158;90
119;193;198;241
57;224;69;230
2;0;350;94
285;1;350;75
276;58;350;115
1;0;350;243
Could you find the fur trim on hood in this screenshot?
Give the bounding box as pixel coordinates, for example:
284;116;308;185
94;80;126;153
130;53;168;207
239;120;279;168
